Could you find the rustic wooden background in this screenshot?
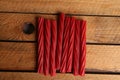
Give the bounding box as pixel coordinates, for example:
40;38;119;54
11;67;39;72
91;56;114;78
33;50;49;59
0;0;120;80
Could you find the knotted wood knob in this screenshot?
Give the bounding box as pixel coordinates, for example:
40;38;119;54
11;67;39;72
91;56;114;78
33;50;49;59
23;23;35;34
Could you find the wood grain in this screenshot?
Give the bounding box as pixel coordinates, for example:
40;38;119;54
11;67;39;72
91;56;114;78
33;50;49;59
0;13;55;41
0;72;120;80
0;42;120;72
0;0;120;79
0;0;120;16
0;13;120;43
0;42;36;70
86;45;120;73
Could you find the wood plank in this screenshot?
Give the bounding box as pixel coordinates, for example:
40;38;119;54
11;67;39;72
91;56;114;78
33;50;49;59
0;42;120;72
0;72;120;80
0;0;120;16
0;42;36;70
86;45;120;73
0;13;55;41
0;13;120;43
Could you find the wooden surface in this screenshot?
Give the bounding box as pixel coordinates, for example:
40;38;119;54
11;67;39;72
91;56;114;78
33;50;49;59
0;42;120;73
0;72;120;80
0;0;120;16
0;42;36;70
0;0;120;79
0;13;120;43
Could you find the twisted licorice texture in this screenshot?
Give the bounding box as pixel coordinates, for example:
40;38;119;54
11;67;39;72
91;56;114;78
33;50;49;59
73;20;80;75
66;17;75;72
56;13;65;70
50;20;57;76
60;17;70;73
44;19;51;75
38;17;44;74
79;20;86;76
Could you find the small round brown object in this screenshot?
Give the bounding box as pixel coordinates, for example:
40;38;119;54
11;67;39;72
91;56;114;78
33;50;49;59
23;23;35;34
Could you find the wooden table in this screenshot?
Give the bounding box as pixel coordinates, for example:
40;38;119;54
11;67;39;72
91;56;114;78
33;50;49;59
0;0;120;80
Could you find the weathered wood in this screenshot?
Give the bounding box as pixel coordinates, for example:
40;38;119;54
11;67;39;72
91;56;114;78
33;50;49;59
0;72;120;80
0;13;55;41
0;0;120;16
86;45;120;73
0;42;120;72
0;13;120;43
0;42;36;70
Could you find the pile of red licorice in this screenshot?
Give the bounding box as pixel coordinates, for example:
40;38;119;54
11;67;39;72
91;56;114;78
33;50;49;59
38;13;86;76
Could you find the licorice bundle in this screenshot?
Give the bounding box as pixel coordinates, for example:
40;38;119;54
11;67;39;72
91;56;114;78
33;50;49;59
37;13;86;76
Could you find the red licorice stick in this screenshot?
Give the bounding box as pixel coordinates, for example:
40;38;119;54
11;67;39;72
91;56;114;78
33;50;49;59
66;17;75;72
60;17;70;73
50;20;57;76
73;20;80;75
79;20;86;76
44;19;51;75
38;17;44;73
56;13;65;69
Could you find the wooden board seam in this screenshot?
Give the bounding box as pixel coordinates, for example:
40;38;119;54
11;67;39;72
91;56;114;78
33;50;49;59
1;12;120;17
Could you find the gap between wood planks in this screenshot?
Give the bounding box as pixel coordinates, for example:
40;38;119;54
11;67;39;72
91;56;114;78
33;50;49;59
0;40;120;45
0;70;120;75
1;11;120;17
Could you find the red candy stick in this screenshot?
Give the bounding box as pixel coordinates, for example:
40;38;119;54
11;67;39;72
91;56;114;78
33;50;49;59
66;17;75;72
38;17;44;73
44;19;51;75
50;20;57;76
73;20;80;75
79;20;86;76
56;13;65;69
60;17;70;73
